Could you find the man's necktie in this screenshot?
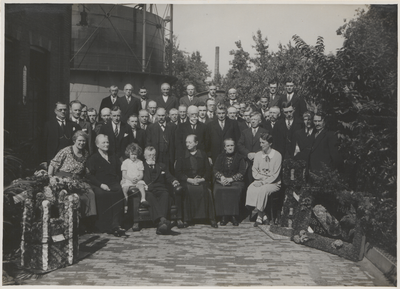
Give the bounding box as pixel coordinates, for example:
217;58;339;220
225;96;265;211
150;164;155;170
132;130;136;138
114;125;119;137
127;97;131;104
191;125;196;131
287;121;291;130
61;121;65;133
160;124;165;131
220;121;224;130
252;128;257;137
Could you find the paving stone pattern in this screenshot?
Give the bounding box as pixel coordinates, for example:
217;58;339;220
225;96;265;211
22;222;385;286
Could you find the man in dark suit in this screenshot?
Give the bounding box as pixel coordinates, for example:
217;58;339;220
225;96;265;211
282;78;307;120
126;114;146;152
267;80;283;110
205;104;240;164
153;83;179;113
239;106;253;133
225;88;239;107
237;112;268;183
146;107;176;173
205;98;216;124
69;100;95;155
199;84;225;105
147;100;158;124
178;104;188;124
197;102;208;124
309;112;342;176
115;83;140;124
98;85;119;119
138;109;150;130
142;146;180;235
138;86;151;111
259;96;270;120
44;102;80;164
175;105;207;156
274;102;303;159
168;108;179;127
261;106;280;133
293;111;316;162
180;84;201;107
99;106;131;159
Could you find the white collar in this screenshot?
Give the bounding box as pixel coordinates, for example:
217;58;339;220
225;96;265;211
261;149;275;159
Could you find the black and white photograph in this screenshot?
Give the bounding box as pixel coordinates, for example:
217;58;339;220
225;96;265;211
2;1;397;286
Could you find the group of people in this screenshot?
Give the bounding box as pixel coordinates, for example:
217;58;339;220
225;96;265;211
43;79;342;236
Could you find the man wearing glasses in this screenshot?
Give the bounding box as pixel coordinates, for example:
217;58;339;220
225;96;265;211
273;102;303;159
43;102;81;164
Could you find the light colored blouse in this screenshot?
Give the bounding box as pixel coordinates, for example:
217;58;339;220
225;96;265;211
252;149;282;184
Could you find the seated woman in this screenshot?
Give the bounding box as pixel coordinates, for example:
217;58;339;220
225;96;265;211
213;139;247;226
86;134;125;237
245;132;282;227
48;130;97;233
175;134;218;228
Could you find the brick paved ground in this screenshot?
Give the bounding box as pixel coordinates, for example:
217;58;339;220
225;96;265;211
22;221;392;286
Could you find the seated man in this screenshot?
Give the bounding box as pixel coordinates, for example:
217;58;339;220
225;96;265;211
175;134;218;228
140;146;180;235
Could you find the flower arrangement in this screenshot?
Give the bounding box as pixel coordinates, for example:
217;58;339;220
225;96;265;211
282;159;307;187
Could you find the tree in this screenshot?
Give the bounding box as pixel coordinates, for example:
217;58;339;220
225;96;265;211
165;36;211;99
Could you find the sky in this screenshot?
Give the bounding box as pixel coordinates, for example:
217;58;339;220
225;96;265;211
158;4;367;77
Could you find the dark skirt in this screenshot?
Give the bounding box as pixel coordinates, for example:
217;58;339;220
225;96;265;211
183;183;215;222
213;181;245;216
92;183;124;233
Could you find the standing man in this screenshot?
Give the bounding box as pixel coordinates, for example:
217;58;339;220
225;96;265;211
227;106;239;121
259;96;269;120
168;108;179;127
138;109;150;130
115;83;140;124
293;111;315;162
180;84;200;107
274;102;303;159
80;104;89;122
178;104;188;124
127;114;146;151
282;78;307;120
99;85;119;117
147;100;158;124
309;112;342;176
99;106;131;159
138;86;151;111
239;106;253;133
261;106;280;134
237;112;268;183
87;108;102;135
146;107;176;173
205;104;240;164
199;84;224;105
225;88;239;107
44;102;80;164
175;105;207;156
267;79;283;110
197;102;208;124
70;100;94;154
205;98;216;123
239;102;247;120
154;83;179;113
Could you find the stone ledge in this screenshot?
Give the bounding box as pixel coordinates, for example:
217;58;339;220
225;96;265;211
364;243;397;286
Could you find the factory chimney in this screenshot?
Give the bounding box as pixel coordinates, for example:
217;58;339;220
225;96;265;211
214;46;220;84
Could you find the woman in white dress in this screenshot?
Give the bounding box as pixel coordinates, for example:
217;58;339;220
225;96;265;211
245;132;282;227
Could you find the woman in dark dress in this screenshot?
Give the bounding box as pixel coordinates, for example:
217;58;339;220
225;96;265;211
86;134;125;237
175;134;218;228
213;139;247;226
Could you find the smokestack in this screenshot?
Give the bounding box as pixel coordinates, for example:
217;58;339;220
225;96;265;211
214;46;220;83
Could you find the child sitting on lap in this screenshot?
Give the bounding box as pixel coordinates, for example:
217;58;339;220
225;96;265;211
121;143;149;213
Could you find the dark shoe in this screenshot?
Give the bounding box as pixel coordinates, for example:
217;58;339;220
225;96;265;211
263;219;270;225
112;229;121;237
117;227;126;236
210;220;218;228
231;216;239;226
140;200;150;208
156;223;169;235
183;221;189;228
177;220;184;229
220;216;228;226
254;221;262;227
